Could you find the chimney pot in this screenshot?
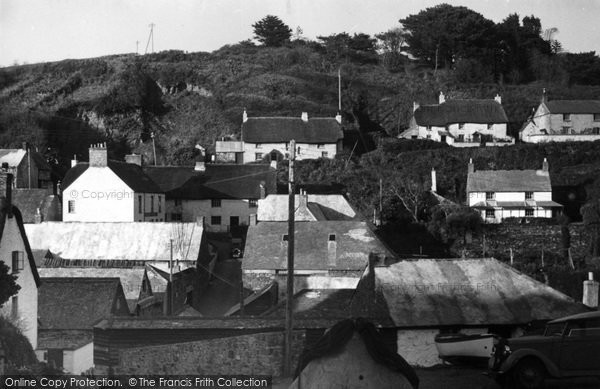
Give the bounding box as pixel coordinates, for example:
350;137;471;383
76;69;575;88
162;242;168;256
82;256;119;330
89;143;108;167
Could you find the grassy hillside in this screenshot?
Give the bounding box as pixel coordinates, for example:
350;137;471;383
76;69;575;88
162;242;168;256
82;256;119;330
2;44;600;175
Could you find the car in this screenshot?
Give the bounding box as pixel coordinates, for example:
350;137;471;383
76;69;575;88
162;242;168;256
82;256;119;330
488;311;600;389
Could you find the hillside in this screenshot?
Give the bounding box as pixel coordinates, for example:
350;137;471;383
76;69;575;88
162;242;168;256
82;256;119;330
2;44;600;176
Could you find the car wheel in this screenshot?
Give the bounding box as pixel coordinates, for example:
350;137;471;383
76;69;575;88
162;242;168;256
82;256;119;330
511;358;546;389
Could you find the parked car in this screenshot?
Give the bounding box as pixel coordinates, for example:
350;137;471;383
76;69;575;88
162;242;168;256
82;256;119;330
488;311;600;389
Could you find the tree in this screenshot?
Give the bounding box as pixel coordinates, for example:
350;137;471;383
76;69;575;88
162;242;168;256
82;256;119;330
0;260;20;307
582;200;600;258
376;27;408;71
252;15;292;47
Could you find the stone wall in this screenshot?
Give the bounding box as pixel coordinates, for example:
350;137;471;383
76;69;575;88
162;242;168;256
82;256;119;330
112;330;305;376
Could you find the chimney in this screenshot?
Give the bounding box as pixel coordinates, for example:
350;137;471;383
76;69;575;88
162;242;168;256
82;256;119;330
71;155;77;168
541;88;547;104
270;159;277;170
0;170;13;217
243;109;248;123
298;189;308;210
125;154;143;166
542;158;549;172
494;94;502;104
89;143;108;167
413;101;420;112
439;91;445;104
301;112;308;122
34;207;42;224
468;158;474;174
249;213;257;226
259;182;266;199
431;168;437;193
194;161;206;171
196;216;205;227
327;233;337;267
335;112;342;124
22;142;29;151
583;272;599;308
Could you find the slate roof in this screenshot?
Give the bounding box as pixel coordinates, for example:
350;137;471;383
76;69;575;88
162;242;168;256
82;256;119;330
13;189;59;223
0;149;26;167
61;161;163;193
39;278;126;329
37;330;93;350
414;100;508;126
242;221;392;271
355;258;588;327
264;289;356;319
258;194;357;221
242;117;343;143
467;169;552;193
144;164;276;200
25;222;203;263
545;100;600;114
39;267;147;313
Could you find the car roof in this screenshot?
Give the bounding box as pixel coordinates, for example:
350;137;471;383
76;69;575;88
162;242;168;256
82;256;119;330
548;310;600;324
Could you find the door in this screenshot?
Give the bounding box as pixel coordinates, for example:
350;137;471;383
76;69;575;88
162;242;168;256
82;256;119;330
558;318;600;372
230;216;239;227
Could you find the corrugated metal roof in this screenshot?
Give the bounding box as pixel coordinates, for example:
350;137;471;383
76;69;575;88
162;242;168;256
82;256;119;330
144;164;277;200
24;222;203;262
467;170;552;193
242;117;343;143
258;194;356;221
414;100;508;127
370;258;587;327
545;100;600;114
242;221;391;271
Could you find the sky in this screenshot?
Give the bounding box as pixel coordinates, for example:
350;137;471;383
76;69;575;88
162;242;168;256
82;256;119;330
0;0;599;67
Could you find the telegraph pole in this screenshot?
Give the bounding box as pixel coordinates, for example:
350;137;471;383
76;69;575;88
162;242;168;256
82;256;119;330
284;140;296;376
136;40;139;55
151;132;157;166
169;238;173;315
145;23;155;54
338;67;342;111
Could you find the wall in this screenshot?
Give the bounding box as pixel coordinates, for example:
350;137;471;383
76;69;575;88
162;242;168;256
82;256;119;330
112;331;305;376
63;342;93;374
16;152;40;189
0;216;38;348
524;134;600;143
243;142;337;163
396;329;440;367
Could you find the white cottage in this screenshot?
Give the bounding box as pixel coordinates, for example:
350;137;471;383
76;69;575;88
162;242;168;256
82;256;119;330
466;159;562;223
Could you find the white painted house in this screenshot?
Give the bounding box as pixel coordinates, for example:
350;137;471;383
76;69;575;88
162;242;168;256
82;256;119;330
401;92;514;147
215;111;344;163
0;171;40;349
466;159;562;223
61;144;165;222
520;91;600;143
144;162;277;232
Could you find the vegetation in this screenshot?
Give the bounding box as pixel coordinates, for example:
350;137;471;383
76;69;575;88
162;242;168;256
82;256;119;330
0;260;19;307
252;15;292;47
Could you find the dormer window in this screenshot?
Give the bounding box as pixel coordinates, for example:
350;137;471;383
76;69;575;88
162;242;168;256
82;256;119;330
487;123;493;130
459;123;465;129
485;192;495;200
256;143;263;149
563;113;571;122
328;234;336;241
525;191;533;200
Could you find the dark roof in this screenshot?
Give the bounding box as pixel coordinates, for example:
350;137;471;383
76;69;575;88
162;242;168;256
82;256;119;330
38;277;127;329
360;258;587;327
242;221;392;271
13;189;59;223
242;117;343;143
467;170;551;192
414;100;508;126
545;100;600;114
61;161;163;193
144;164;276;200
264;289;355;319
0;204;41;286
37;330;93;350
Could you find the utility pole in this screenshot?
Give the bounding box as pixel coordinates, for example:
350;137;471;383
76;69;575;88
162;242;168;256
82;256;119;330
338;67;342;111
145;23;155;54
136;40;139;55
379;178;383;217
151;132;157;166
284;140;296;376
169;238;173;315
26;143;31;189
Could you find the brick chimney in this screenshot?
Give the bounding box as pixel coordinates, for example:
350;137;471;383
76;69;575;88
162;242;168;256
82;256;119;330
327;233;337;267
249;213;257;226
583;272;599;308
413;101;420;112
301;112;308;122
0;168;13;218
34;207;42;224
243;109;248;123
196;216;205;227
71;155;78;168
468;158;474;174
439;91;445;104
259;182;266;199
298;189;308;209
89;143;108;167
494;94;502;104
431;168;437;193
541;88;547;104
125;154;143;166
542;158;549;172
335;112;342;124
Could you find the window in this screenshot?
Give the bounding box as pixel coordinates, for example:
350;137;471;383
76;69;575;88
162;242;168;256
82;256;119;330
563;113;571;122
282;234;289;241
249;199;258;208
285;143;289;150
11;296;18;319
321;151;328;158
12;251;24;273
458;134;464;142
211;216;221;225
328;234;336;241
459;123;465;129
297;147;301;155
174;198;182;206
525;191;533;200
525;209;534;217
138;195;142;213
426;126;432;131
485;192;495;200
426;135;431;140
211;199;221;208
151;195;154;212
171;213;182;221
255;153;263;161
68;200;76;214
255;143;262;149
595;113;600;122
485;209;495;219
487;123;493;130
562;126;571;134
158;196;162;213
317;144;325;149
